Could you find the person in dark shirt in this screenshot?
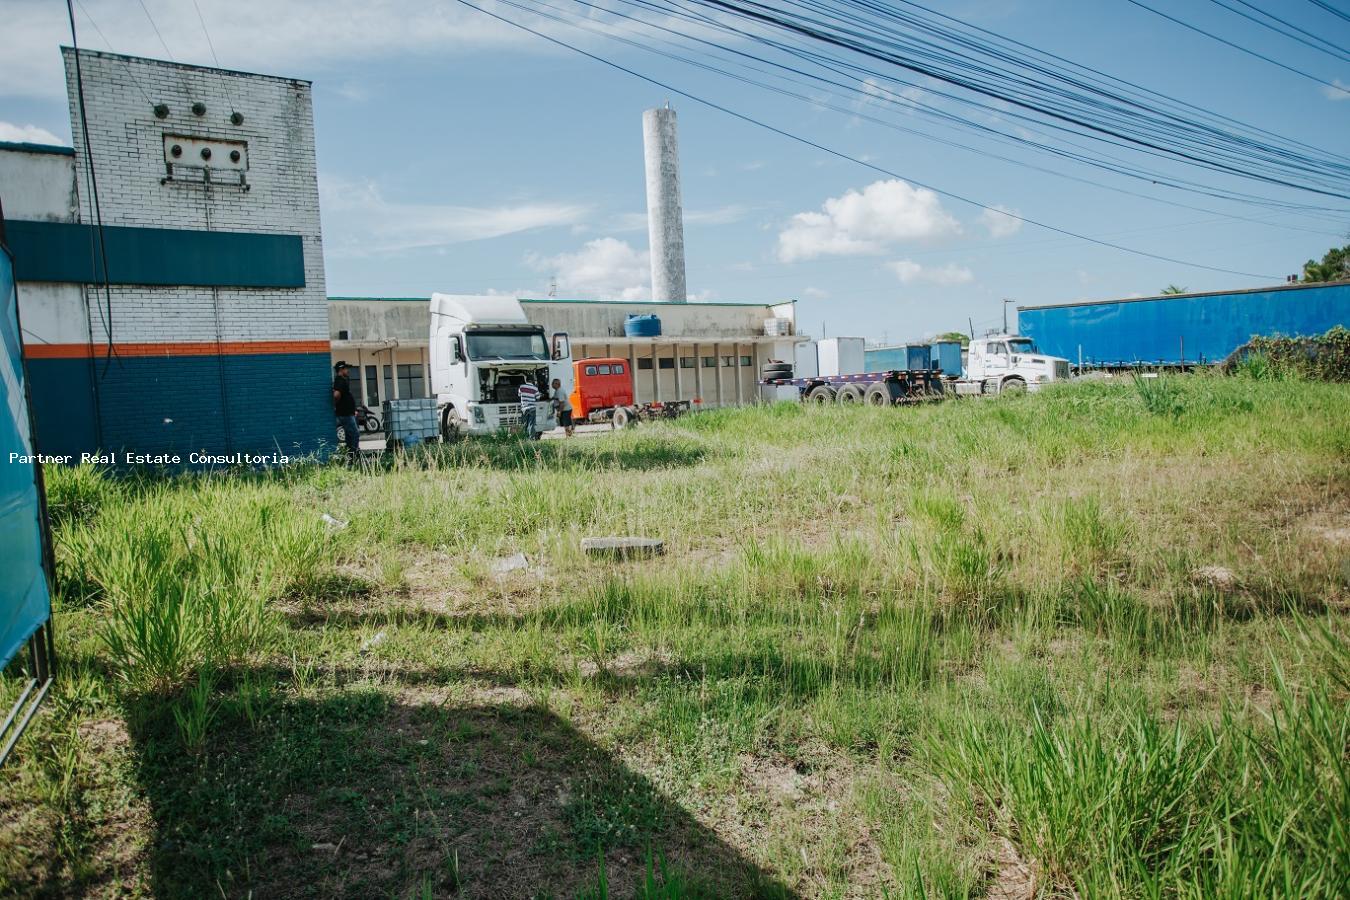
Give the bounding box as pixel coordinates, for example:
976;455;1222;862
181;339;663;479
333;361;359;458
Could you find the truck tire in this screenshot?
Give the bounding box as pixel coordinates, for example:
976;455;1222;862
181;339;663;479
761;362;793;380
1000;377;1027;395
440;405;464;442
837;384;865;405
613;406;635;428
806;385;836;405
864;382;901;406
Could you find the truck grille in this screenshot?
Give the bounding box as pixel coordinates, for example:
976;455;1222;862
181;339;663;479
1055;360;1070;380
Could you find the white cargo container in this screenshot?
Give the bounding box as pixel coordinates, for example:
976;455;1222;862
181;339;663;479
816;337;865;377
793;340;819;379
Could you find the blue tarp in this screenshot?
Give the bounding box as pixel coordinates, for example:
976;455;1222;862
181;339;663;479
0;242;51;669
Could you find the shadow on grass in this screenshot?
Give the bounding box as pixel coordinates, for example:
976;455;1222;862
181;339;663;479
123;689;794;899
371;433;710;474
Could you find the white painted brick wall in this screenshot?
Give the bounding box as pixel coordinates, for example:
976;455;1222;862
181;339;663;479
61;49;328;345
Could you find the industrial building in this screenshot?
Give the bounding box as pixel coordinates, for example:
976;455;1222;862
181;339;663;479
1019;281;1350;368
0;49;330;460
328;296;804;408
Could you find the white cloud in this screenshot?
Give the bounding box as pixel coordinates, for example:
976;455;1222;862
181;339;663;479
802;286;829;299
885;260;974;286
979;205;1023;238
320;176;587;256
1;0;568;99
605;205;749;233
777;179;960;262
0;122;64;145
1323;79;1350;101
528;238;651;300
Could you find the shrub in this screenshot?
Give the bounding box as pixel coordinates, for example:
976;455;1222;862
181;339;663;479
1227;325;1350;381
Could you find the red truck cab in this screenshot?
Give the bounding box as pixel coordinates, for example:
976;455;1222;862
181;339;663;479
570;357;633;420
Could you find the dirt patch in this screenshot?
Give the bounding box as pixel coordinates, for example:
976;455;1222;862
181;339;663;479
986;838;1036;900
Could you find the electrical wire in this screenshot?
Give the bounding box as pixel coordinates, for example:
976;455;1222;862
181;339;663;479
64;0;110;445
1305;0;1350;25
452;0;1285;279
1123;0;1350;97
1205;0;1350;63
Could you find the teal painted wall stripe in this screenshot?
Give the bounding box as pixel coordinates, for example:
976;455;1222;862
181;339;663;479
6;220;305;288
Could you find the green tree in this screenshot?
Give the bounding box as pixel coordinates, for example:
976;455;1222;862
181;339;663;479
1160;284;1189;295
1302;244;1350;283
936;330;970;347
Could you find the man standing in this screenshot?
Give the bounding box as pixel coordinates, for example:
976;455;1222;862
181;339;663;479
333;361;360;458
551;378;574;437
518;378;541;439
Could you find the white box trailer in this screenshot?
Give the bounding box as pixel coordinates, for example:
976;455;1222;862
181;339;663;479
817;337;865;377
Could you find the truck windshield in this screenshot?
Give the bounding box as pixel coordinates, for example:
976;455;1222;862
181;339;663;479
1008;338;1038;354
466;331;549;361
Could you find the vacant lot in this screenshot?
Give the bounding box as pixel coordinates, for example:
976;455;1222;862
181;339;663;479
2;376;1347;898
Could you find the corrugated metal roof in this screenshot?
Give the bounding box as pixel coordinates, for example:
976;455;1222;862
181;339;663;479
0;141;74;157
329;296;793;307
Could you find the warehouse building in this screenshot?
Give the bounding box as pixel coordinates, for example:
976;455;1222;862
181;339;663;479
0;49;330;460
328;297;804;408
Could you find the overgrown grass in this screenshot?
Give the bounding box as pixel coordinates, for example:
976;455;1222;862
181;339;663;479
2;376;1347;898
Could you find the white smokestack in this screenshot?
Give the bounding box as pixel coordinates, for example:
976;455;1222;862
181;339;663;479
642;105;687;303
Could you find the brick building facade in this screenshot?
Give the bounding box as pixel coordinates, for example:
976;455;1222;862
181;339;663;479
0;49;330;460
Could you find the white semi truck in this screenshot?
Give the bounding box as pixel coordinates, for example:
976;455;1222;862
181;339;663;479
763;333;1071;404
428;294;572;439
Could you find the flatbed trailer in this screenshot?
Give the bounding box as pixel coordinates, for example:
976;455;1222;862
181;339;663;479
761;369;946;405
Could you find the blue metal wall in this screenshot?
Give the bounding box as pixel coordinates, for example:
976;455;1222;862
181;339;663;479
865;346;909;372
1019;282;1350;366
26;352;333;460
0;242;52;668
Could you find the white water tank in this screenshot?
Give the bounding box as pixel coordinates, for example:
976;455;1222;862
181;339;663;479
817;337;864;376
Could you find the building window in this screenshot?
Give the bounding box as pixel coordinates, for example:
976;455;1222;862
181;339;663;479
701;356;716;368
721;355;734;367
637;357;653;370
365;365;379;406
658;357;674;369
383;365;394;402
739;355;752;366
679;356;695;368
397;363;425;399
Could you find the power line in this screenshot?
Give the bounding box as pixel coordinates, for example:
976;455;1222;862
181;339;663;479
452;0;1284;280
1123;0;1350;97
134;0;176;61
1305;0;1350;25
1203;0;1350;64
529;0;1348;234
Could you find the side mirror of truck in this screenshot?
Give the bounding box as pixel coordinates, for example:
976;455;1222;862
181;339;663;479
552;332;570;361
452;338;464;362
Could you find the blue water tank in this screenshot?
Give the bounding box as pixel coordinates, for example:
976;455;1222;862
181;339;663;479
905;344;931;371
624;314;662;337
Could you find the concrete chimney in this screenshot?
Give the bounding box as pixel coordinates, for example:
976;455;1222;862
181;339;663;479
642;105;687;302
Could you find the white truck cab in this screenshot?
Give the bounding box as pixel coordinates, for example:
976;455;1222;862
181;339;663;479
964;334;1071;394
428;294;572;438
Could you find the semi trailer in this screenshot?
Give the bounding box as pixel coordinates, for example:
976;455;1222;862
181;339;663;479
763;333;1070;402
1018;281;1350;370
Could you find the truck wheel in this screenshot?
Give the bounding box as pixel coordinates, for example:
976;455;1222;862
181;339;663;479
761;362;793;380
837;384;864;405
440;406;464;442
1000;377;1027;395
864;382;900;406
613;406;632;428
806;385;836;405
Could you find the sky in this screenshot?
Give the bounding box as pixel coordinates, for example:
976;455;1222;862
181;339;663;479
2;0;1348;340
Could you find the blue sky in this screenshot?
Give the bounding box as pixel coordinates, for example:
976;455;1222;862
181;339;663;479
3;0;1347;339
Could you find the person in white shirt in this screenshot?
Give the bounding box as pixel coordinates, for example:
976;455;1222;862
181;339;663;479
551;378;574;437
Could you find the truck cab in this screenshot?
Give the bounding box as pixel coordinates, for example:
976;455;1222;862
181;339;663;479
965;335;1071;393
570;357;633;421
428;294;572;438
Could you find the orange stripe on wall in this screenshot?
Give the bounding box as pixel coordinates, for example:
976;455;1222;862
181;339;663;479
24;340;332;359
